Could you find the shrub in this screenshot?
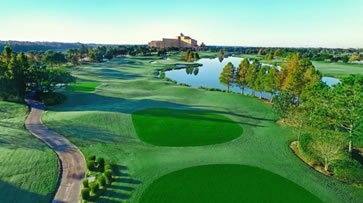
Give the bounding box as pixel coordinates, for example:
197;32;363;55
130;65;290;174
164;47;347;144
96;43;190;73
178;83;191;87
159;71;165;79
104;170;113;184
332;159;363;184
40;92;66;106
88;155;96;161
81;188;90;200
83;178;89;188
86;160;96;171
104;164;112;172
96;157;105;172
89;182;99;196
97;175;107;188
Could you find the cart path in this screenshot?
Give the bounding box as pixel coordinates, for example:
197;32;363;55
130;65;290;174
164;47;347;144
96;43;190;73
25;99;85;203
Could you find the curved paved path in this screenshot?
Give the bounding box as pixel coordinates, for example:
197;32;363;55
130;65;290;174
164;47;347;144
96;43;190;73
25;99;85;203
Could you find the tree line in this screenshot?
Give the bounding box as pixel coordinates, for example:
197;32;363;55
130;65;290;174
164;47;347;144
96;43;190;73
0;46;75;101
274;74;362;177
219;54;362;183
219;53;321;101
0;44;171;102
207;46;363;63
181;50;200;62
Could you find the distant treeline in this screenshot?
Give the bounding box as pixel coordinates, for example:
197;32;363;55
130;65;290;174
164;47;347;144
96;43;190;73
0;41;95;52
207;46;363;62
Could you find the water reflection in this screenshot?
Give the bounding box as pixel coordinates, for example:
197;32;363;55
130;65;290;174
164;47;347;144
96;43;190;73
185;67;199;76
165;57;340;100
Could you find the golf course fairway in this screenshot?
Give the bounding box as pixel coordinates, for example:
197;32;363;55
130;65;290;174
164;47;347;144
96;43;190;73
140;164;321;203
132;108;243;146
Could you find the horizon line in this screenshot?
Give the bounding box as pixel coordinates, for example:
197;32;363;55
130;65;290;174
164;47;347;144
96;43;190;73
0;39;362;50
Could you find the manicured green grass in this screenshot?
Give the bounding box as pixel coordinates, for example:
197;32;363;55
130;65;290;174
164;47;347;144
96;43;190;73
312;61;363;78
141;164;321;203
0;101;58;203
42;57;363;203
66;81;101;92
132;108;243;146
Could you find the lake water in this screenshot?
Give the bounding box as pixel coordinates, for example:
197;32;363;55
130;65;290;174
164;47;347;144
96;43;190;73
165;57;340;99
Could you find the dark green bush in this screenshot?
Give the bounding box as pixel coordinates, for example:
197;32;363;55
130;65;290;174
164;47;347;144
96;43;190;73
104;170;113;184
104;164;112;172
81;188;90;200
96;157;105;172
159;71;165;79
332;159;363;184
40;92;66;106
178;83;191;87
89;182;99;196
86;160;96;171
97;175;107;188
88;155;96;161
83;178;89;188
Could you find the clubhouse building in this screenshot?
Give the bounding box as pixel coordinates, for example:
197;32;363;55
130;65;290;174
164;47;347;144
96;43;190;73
148;33;199;49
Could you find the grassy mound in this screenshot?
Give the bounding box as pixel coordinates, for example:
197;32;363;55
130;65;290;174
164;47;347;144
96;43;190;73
66;81;101;92
140;164;321;203
132;108;243;146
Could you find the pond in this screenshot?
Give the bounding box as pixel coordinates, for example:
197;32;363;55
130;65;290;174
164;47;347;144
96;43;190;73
165;57;340;100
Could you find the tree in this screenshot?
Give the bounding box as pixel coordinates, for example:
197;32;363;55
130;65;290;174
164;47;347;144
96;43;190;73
79;44;89;57
349;53;360;62
219;62;235;92
303;66;321;87
264;66;279;102
281;54;304;96
43;51;67;67
218;49;225;62
299;82;334;130
246;59;260;96
254;66;266;99
302;129;346;172
89;48;103;62
331;75;363;153
265;52;274;60
257;48;265;55
272;91;296;118
27;67;76;93
182;51;199;62
66;49;80;65
236;58;249;94
274;49;281;57
193;52;200;60
2;46;12;64
104;48;114;60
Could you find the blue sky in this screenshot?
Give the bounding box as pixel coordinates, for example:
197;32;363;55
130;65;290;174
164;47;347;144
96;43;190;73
1;0;362;48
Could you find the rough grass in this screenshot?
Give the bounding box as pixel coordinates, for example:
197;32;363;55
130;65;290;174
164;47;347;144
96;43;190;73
0;101;58;203
312;61;363;78
140;164;321;203
42;56;363;203
66;81;101;92
132;108;243;146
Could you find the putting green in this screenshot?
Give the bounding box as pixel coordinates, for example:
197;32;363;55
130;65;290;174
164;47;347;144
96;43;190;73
140;164;321;203
132;108;243;146
65;81;101;92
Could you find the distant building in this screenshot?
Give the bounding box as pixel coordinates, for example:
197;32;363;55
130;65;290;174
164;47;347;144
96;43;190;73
148;33;199;49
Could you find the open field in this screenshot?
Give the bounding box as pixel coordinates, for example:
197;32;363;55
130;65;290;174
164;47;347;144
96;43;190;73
140;164;320;203
0;101;58;203
312;61;363;78
42;56;363;202
132;108;243;146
